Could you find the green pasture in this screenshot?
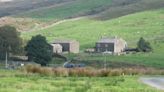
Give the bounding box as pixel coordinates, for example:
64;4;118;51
0;70;162;92
22;9;164;48
64;43;164;69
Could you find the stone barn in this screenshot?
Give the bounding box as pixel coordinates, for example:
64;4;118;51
52;40;79;53
51;44;62;53
95;37;127;54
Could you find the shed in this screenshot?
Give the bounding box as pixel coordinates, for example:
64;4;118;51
52;39;79;53
51;44;63;53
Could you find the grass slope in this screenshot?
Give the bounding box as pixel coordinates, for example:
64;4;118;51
1;0;111;31
15;0;164;21
3;0;163;32
95;0;164;20
0;0;73;17
16;0;112;21
22;9;164;48
22;9;164;68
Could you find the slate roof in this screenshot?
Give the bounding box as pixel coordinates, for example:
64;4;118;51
52;39;78;44
97;37;118;43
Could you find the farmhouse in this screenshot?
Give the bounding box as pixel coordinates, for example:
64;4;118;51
95;37;127;54
52;39;79;53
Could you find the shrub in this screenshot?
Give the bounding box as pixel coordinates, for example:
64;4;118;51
137;37;152;52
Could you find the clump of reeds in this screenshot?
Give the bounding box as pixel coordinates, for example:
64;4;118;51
23;64;164;77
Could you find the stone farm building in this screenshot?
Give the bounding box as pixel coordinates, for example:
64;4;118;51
51;44;63;53
95;37;127;54
52;40;79;53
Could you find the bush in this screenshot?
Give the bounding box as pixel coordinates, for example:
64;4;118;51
137;37;152;52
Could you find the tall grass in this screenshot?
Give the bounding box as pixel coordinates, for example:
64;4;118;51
24;64;164;77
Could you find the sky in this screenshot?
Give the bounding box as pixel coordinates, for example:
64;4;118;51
0;0;13;2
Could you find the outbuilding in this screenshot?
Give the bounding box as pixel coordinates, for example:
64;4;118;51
52;39;79;53
51;44;63;53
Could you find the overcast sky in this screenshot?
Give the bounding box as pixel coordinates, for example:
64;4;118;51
0;0;13;2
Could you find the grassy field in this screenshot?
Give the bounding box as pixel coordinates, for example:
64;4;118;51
0;70;162;92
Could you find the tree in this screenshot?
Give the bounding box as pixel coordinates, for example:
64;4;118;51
0;25;22;52
0;25;22;58
25;35;53;66
137;37;152;52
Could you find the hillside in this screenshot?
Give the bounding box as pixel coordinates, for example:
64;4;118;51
15;0;164;21
1;1;164;91
1;0;164;31
0;0;112;31
0;0;73;17
95;0;164;20
22;9;164;48
0;0;164;68
22;9;164;68
15;0;112;21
